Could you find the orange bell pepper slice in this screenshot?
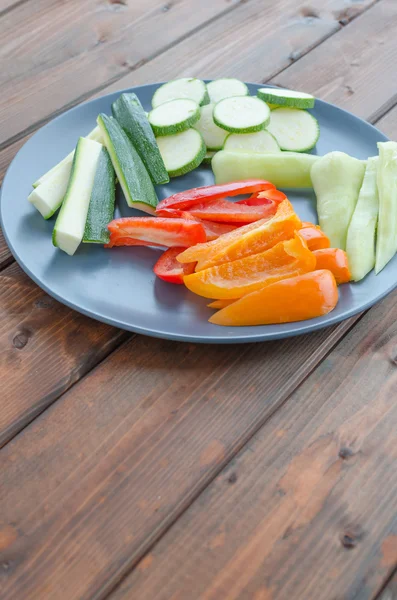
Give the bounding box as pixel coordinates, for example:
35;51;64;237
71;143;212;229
207;299;236;309
209;270;338;326
299;225;330;251
184;232;315;299
178;199;301;271
313;248;351;284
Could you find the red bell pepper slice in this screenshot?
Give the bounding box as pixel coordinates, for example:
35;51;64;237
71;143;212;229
238;189;287;206
105;217;206;248
153;247;196;284
184;198;278;224
156;180;276;215
157;208;240;239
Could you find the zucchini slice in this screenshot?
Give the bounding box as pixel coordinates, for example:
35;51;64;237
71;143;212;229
213;96;270;133
375;142;397;274
267;108;319;152
156;128;206;177
97;114;158;213
152;78;209;108
148;98;200;135
257;88;315;109
112;93;169;185
52;137;103;255
193;104;228;151
206;78;249;104
223;130;280;154
202;150;217;165
83;147;116;244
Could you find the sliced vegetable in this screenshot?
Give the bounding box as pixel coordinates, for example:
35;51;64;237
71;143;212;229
97;114;158;213
267;108;319;152
206;79;249;104
105;217;206;248
311;151;365;250
203;151;217;165
83;147;116;244
52;137;103;255
209;270;338;326
212;151;319;188
346;156;379;281
213;96;270;133
299;225;330;251
313;248;350;285
32;125;103;188
207;299;235;309
154;247;196;284
375;142;397;274
193;104;228;150
223;130;280;154
237;189;286;206
28;164;74;220
148;98;200;136
257;88;315;109
178;199;301;271
152;78;209;108
156;179;275;214
156;129;206;177
185;198;277;224
184;233;315;299
111;93;169;185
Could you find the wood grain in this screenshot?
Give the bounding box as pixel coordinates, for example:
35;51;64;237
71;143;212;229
0;0;25;14
378;572;397;600
377;106;397;140
0;317;360;600
0;0;242;146
271;0;397;123
110;289;397;600
0;262;128;447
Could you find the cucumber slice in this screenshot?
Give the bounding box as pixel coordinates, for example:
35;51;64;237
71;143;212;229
152;78;209;108
33;126;103;188
311;152;365;250
206;78;249;104
346;157;379;281
83;148;116;244
148;98;200;136
375;142;397;274
223;130;280;154
98;114;158;213
257;88;315;109
203;151;216;165
213;96;270;133
193;104;228;151
267;108;319;152
156;129;206;177
112;93;169;185
212;150;319;188
52;138;103;255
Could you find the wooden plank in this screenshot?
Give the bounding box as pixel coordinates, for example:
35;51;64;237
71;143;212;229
377;572;397;600
271;0;397;123
377;105;397;140
0;0;243;146
0;262;128;447
110;289;397;600
0;316;361;600
0;0;26;14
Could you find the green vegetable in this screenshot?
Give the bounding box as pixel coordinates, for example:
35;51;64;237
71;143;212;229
202;150;216;165
156;128;206;177
257;88;315;109
152;78;209;108
212;150;319;188
213;96;270;133
206;78;249;104
111;93;169;185
83;147;116;244
311;151;365;250
346;157;379;281
266;108;319;152
52;137;103;255
148;98;200;135
193;104;228;151
375;142;397;274
97;114;158;213
223;130;280;154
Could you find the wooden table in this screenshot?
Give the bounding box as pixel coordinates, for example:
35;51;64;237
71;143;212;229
1;1;397;598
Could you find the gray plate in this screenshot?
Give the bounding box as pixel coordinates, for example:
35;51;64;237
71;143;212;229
0;83;392;343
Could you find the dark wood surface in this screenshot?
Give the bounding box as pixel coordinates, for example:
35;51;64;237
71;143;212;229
0;1;396;599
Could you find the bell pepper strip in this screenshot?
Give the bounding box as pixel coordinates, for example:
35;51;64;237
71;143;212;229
209;270;338;326
183;232;315;299
312;248;351;284
156;180;275;215
156;209;239;240
238;189;287;206
153;248;196;284
183;198;278;224
207;299;236;309
298;225;330;251
178;199;301;272
105;217;206;248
